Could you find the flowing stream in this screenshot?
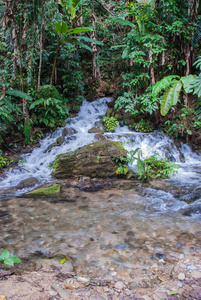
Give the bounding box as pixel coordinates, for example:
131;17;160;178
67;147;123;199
0;97;201;284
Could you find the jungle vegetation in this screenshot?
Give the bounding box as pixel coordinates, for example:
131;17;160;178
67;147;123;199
1;0;201;151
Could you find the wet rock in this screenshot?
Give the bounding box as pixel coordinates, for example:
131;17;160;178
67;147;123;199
27;183;60;196
17;177;40;189
56;136;64;146
61;186;87;201
178;273;185;280
179;187;201;203
106;108;114;118
126;170;137;179
94;134;106;141
77;276;90;283
40;258;74;274
191;271;201;279
88;127;104;134
114;281;124;290
52;140;127;179
94;120;103;128
44;142;56;153
62;127;77;137
114;114;123;121
126;231;135;237
49;291;57;296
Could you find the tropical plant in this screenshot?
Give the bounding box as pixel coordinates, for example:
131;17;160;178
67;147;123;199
152;75;196;115
0;249;21;266
30;86;69;128
144;153;180;179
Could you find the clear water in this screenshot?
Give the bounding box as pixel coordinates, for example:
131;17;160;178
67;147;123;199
1;98;201;282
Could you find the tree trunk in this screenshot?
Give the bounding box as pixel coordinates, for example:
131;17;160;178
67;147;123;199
91;0;100;80
149;47;155;84
50;43;60;86
37;29;43;90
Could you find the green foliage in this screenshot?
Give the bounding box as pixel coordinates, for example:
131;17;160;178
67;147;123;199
152;75;180;97
161;80;182;116
6;90;33;101
0;249;21;266
133;119;153;133
113;148;179;180
0;150;13;169
153;75;196;116
144;153;180;179
30;86;69;128
112;155;129;175
115;88;159;118
163;106;195;138
102;116;119;132
24;121;31;145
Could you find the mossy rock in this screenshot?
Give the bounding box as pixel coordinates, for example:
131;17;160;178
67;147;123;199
52;140;127;179
28;184;60;195
106;108;114;118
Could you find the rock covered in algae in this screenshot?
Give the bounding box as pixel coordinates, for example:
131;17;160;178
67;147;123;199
52;140;127;179
28;183;60;195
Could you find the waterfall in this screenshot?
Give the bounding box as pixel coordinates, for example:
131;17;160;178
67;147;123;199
1;97;201;193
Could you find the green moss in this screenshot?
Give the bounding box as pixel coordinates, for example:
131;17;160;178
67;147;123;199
28;184;60;195
53;156;60;171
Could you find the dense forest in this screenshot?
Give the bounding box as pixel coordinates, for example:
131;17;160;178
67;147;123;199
1;0;201;161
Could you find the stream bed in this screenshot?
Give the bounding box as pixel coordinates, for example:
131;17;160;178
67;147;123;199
0;98;201;296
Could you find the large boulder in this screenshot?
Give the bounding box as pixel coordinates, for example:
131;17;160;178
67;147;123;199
52;140;127;179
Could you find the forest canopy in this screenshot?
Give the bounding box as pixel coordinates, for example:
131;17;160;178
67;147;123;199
0;0;201;150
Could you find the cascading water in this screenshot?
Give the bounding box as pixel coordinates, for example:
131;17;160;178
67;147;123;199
1;97;201;213
1;98;201;289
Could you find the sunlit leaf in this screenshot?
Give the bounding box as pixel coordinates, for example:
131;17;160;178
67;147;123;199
180;75;196;94
0;250;10;260
161;80;182;116
152;75;180;97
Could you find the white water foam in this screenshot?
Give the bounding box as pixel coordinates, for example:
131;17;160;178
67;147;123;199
0;97;201;192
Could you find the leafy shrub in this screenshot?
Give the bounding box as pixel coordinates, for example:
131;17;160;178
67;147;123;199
103;116;119;132
144;153;180;179
115;85;159;118
113;148;179;180
0;249;21;266
0;95;23;141
133;119;153;133
30;85;69;128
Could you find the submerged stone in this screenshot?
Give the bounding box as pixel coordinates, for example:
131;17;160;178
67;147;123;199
56;136;64;146
62;127;77;137
52;140;127;179
17;177;40;189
